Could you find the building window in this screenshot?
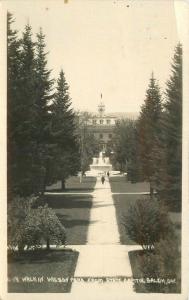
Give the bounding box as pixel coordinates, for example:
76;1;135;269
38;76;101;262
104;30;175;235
109;134;112;139
106;119;111;124
100;134;103;139
100;119;104;124
92;119;97;125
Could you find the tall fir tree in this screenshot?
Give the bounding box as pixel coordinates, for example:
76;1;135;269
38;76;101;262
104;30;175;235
33;28;55;194
7;12;22;199
12;23;37;196
50;70;80;189
137;74;162;198
77;111;99;174
112;119;141;182
35;28;54;140
162;43;182;210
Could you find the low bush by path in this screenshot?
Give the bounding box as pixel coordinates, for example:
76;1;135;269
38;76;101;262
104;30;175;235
112;194;149;245
109;177;150;193
8;249;79;293
46;176;96;193
45;194;93;244
112;194;181;245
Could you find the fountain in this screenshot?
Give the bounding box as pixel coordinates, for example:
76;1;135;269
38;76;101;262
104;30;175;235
89;151;112;175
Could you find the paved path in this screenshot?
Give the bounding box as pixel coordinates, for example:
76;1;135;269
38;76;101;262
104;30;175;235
87;178;120;244
71;177;141;294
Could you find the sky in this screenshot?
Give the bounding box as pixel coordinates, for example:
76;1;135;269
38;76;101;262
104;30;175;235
5;0;182;113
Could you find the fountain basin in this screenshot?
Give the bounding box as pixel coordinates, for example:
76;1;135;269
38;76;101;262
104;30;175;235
89;151;112;175
89;164;112;173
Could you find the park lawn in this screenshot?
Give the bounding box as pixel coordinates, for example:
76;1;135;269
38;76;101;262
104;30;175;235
45;194;93;244
66;176;96;192
8;249;79;293
109;176;150;193
46;176;96;193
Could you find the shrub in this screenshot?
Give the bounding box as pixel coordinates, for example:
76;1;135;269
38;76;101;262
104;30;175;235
122;198;172;250
138;237;181;293
32;205;66;250
7;195;38;250
8;196;66;251
138;253;162;292
154;238;181;292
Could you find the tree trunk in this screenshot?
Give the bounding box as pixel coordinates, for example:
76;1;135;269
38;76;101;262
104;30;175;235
61;179;65;190
46;238;50;250
150;185;154;200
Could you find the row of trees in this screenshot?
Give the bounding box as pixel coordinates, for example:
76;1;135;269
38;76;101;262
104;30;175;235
7;12;80;197
113;43;182;210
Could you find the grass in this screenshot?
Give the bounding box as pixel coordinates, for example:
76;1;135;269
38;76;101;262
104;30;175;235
8;249;79;293
45;194;93;244
46;176;96;193
66;176;96;192
109;176;150;193
45;176;97;244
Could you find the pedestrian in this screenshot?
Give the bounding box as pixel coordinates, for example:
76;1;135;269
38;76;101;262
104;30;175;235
107;171;110;178
101;175;105;184
79;172;82;183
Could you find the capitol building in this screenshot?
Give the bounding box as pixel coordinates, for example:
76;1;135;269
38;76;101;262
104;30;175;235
86;102;138;152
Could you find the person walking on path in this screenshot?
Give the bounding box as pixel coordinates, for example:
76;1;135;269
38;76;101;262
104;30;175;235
101;175;105;185
107;171;110;178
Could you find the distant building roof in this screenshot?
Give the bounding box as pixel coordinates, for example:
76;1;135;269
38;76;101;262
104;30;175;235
90;111;139;120
106;112;139;119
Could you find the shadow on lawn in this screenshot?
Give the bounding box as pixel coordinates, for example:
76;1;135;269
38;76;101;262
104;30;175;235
8;250;76;265
57;213;97;228
45;195;92;209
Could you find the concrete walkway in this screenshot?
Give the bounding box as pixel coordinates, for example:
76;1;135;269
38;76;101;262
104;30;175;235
87;178;120;244
71;177;141;294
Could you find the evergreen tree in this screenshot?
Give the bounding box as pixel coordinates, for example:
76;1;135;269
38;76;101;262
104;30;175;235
35;28;54;138
77;111;100;173
162;43;182;210
50;70;80;189
7;15;38;196
12;23;37;196
137;74;162;198
33;28;55;194
112;119;140;181
7;12;21;199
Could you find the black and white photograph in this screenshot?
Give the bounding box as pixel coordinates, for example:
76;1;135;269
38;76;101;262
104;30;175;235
0;0;189;299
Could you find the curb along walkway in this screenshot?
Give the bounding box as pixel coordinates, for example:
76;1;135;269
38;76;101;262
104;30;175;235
71;177;141;294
